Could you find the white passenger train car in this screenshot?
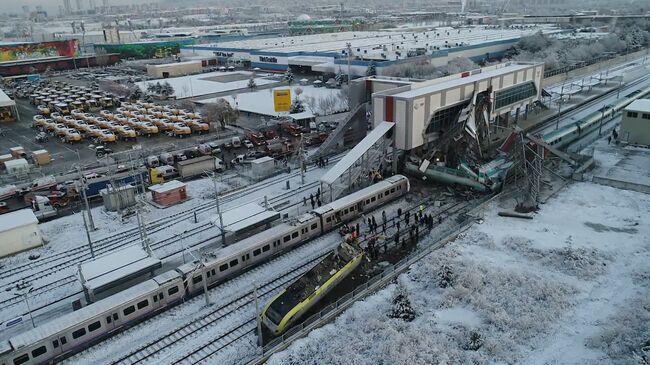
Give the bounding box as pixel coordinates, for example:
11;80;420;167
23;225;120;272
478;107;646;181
0;175;410;365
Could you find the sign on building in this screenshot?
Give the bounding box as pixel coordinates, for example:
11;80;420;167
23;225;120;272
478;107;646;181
273;89;291;112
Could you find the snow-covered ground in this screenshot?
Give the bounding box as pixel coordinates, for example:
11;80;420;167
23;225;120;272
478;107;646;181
198;84;348;117
264;182;650;365
135;71;280;99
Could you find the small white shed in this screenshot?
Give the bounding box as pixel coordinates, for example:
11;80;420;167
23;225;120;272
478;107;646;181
5;158;29;175
0;209;43;258
251;156;275;179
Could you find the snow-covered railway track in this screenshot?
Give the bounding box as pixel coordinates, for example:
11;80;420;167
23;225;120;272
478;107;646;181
107;252;327;365
0;176;324;287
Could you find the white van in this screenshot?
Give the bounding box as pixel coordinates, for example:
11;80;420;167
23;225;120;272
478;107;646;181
231;136;242;148
146;155;160;168
214;157;225;172
156;165;178;179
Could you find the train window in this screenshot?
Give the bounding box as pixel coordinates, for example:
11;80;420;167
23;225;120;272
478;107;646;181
344;208;348;214
168;286;179;296
263;245;270;252
123;306;135;316
12;354;29;365
229;259;238;267
32;346;47;358
89;321;101;332
385;190;390;195
253;248;261;256
283;235;291;243
112;313;118;321
72;328;86;339
154;295;158;302
292;232;298;239
106;315;112;324
219;263;229;272
159;292;164;300
211;269;216;276
192;276;203;284
60;336;67;345
391;188;395;193
53;339;59;348
326;217;331;223
311;223;317;230
275;240;280;247
350;206;355;211
371;197;376;202
137;300;149;310
366;199;370;204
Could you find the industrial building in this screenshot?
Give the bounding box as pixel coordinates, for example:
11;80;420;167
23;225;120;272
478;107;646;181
180;25;560;75
621;99;650;146
0;209;43;258
371;62;544;151
146;60;202;78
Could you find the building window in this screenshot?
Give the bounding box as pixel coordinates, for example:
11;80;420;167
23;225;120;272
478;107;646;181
642;113;650;120
426;101;470;134
627;111;638;118
494;81;537;110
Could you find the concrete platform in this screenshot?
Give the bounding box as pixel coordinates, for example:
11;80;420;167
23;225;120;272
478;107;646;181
592;147;650;194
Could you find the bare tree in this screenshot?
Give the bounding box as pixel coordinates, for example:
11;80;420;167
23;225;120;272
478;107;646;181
201;99;239;129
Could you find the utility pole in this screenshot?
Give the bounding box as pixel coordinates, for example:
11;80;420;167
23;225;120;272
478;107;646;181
346;42;352;109
136;209;151;255
15;287;35;328
299;134;305;185
81;209;95;258
556;84;564;130
254;284;263;347
201;258;210;306
212;173;226;246
76;157;95;231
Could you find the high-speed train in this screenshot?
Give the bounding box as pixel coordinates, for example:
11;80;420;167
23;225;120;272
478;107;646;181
542;83;650;148
0;175;410;365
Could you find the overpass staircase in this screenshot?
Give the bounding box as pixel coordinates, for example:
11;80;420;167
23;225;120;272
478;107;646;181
311;102;367;160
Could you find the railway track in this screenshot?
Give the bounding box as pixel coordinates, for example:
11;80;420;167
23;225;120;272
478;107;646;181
107;250;329;365
0;163;332;286
530;73;650;136
99;197;474;365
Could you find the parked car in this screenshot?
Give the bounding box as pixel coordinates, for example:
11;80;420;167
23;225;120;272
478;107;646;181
243;139;254;149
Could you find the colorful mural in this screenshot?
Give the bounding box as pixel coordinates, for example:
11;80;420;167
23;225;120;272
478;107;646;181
0;40;78;62
94;39;194;60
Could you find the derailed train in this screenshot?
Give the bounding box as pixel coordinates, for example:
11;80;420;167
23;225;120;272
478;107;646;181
0;175;410;365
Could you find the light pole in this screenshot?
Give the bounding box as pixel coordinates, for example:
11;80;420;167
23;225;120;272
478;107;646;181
556;84;565;130
212;173;226;246
15;287;35;328
254;283;263;347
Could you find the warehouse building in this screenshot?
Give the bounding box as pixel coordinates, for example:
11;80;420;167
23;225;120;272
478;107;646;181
0;209;43;258
621;99;650;147
146;60;202;78
181;25;561;75
371;62;544;151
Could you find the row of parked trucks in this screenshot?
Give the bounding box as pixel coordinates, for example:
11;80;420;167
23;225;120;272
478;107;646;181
20;80;119;116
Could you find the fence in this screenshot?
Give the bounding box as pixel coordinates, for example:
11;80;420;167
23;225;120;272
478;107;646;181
248;192;499;364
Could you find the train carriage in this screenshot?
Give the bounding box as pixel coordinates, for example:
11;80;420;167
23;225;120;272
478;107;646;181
0;272;184;365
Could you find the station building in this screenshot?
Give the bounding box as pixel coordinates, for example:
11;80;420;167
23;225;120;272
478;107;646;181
180;25;560;76
368;61;544;151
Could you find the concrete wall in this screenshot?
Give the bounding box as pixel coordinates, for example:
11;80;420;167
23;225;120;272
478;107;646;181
620;114;650;146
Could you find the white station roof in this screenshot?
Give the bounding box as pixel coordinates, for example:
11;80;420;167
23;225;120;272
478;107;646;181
211;202;280;233
0;89;15;108
321;121;394;185
626;99;650;113
79;245;161;293
0;209;38;233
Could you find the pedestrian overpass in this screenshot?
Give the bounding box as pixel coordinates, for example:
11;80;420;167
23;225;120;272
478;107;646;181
320;121;396;202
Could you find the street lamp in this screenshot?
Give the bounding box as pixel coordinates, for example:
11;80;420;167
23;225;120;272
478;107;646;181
14;287;35;328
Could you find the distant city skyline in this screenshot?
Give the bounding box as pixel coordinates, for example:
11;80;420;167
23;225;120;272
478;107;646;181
0;0;156;13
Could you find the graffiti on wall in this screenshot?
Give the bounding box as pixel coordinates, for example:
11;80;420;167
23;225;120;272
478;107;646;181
0;40;78;62
94;39;194;59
